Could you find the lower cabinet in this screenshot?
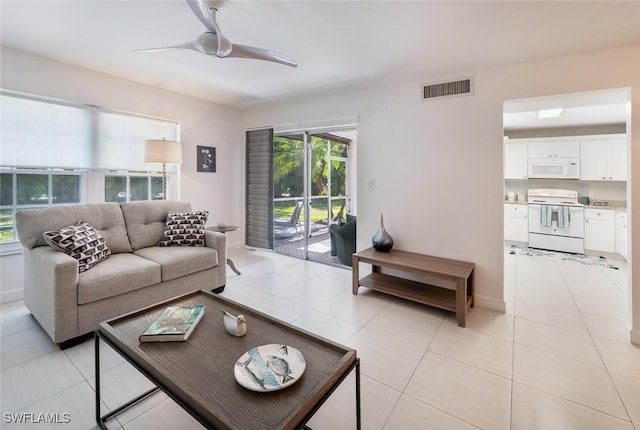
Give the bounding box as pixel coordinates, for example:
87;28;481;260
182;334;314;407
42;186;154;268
504;204;528;242
616;211;628;259
584;208;615;253
504;204;626;258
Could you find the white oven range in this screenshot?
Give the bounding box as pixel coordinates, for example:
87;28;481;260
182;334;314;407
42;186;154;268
527;188;584;254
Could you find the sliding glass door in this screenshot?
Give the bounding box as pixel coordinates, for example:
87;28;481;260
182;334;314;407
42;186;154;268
273;134;305;248
273;131;353;266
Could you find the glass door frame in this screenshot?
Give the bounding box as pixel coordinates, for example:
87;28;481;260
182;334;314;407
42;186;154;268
273;127;353;263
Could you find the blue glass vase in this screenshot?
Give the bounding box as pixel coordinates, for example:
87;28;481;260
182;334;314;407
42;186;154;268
372;214;393;252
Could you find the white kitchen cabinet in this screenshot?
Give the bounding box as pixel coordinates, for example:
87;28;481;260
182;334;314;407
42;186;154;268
615;210;628;259
505;142;528;179
580;139;627;181
584;208;615;253
608;139;627;180
504;204;528;242
528;140;580;158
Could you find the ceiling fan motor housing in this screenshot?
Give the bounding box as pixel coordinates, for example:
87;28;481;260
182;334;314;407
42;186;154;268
196;33;220;56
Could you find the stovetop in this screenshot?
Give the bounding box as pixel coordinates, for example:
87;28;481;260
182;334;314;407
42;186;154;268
528;199;583;207
527;188;581;206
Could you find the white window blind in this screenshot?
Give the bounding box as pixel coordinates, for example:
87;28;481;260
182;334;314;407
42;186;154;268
0;92;179;171
96;112;178;171
0;95;91;168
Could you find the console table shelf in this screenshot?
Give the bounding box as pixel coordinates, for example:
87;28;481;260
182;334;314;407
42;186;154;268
352;248;475;327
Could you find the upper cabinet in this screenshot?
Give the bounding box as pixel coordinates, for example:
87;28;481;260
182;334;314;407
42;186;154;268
505;135;627;182
580;138;627;181
504;142;528;179
528;140;580;158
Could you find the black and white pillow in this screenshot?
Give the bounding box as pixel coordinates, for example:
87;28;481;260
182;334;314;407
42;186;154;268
158;211;209;247
43;221;111;272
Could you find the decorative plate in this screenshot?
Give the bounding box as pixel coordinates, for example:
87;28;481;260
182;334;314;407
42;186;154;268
234;344;306;392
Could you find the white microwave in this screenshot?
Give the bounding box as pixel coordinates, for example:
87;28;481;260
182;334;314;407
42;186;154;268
528;157;580;179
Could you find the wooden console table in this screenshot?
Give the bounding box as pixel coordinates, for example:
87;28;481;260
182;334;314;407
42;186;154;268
352;248;475;327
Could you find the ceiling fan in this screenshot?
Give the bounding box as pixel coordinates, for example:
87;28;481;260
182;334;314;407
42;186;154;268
135;0;297;68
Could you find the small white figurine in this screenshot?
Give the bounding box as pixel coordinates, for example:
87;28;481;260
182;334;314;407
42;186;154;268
218;221;228;229
222;310;247;336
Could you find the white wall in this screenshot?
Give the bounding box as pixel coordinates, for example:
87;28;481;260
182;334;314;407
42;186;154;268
243;44;640;340
0;46;245;303
2;44;638;343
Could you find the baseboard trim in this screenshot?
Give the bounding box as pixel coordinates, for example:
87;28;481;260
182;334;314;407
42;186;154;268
631;329;640;346
473;295;506;313
1;288;23;304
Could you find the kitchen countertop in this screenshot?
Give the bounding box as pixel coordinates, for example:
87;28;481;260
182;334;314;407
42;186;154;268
504;200;627;210
584;203;626;211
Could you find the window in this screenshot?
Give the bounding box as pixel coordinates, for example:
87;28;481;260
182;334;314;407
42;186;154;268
0;169;84;242
104;173;164;202
0;89;180;245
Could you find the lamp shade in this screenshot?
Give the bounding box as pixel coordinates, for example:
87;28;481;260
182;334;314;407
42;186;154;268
144;139;182;165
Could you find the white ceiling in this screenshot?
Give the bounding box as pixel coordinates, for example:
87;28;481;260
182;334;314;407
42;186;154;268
1;1;640;110
503;89;630;130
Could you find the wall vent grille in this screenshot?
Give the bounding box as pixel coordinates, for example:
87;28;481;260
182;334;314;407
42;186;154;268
422;77;474;100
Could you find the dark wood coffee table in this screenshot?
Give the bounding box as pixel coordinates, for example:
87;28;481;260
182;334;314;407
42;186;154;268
95;290;360;430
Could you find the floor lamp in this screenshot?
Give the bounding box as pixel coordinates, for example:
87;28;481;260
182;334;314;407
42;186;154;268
144;139;182;200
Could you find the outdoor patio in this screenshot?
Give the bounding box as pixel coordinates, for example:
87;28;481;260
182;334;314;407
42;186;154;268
274;225;345;267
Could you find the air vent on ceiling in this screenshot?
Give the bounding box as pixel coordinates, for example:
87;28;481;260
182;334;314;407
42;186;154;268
422;77;474;100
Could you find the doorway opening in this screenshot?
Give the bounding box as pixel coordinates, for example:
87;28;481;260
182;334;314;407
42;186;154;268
273;129;357;267
503;88;632;331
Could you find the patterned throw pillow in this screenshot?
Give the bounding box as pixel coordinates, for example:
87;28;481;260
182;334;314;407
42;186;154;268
158;211;209;247
43;221;111;273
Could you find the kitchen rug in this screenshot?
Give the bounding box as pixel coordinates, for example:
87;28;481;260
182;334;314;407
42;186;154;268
509;245;619;270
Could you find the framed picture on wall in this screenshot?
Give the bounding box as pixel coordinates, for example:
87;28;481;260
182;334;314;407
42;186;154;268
197;146;216;172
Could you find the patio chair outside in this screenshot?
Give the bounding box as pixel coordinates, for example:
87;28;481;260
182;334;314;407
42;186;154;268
274;200;303;238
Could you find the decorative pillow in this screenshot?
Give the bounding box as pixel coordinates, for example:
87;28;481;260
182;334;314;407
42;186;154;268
43;221;111;273
158;211;209;247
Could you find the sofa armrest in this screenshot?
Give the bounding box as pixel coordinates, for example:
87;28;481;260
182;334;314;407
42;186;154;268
330;219;356;238
205;230;227;287
23;246;80;344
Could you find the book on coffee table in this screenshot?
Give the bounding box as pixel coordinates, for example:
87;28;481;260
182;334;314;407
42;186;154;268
139;305;205;342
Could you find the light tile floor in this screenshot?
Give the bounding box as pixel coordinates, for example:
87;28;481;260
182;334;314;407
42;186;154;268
1;246;638;429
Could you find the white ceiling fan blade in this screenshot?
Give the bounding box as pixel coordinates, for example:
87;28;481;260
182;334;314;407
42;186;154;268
133;41;198;53
186;0;217;33
186;0;232;58
228;44;298;68
207;7;233;57
138;0;296;68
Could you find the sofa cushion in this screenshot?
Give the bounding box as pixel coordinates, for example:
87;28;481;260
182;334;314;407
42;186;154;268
43;221;111;273
16;203;132;253
77;253;162;304
120;201;193;250
158;211;208;247
134;246;218;282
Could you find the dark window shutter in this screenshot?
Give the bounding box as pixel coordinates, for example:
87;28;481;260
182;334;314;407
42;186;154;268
245;129;274;249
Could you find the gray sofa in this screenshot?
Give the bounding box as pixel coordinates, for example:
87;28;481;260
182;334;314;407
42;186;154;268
15;200;226;347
